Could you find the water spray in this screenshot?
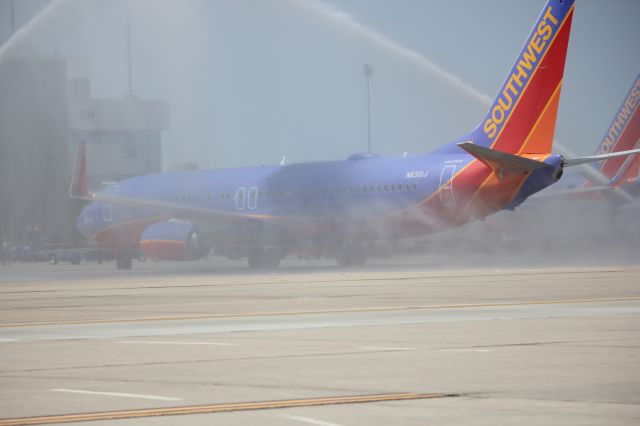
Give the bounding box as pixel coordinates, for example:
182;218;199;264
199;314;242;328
0;0;69;66
291;0;586;163
289;0;492;106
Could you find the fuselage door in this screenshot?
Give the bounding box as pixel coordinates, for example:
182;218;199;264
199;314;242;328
439;165;456;207
235;187;246;210
247;187;258;210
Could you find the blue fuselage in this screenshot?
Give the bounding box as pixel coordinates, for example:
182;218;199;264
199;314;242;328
76;150;563;252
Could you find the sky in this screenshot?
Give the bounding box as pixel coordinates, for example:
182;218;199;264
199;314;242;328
0;0;639;169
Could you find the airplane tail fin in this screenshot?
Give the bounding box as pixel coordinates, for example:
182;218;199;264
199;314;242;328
69;142;91;200
449;0;574;156
593;75;640;180
607;140;640;187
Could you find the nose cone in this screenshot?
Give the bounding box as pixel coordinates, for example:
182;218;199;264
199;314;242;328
76;203;98;238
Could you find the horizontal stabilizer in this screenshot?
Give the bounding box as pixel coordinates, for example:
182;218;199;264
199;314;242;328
457;142;550;178
564;148;640;167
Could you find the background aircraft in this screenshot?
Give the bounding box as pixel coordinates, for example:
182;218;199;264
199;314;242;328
71;0;638;270
538;74;640;202
588;74;640;198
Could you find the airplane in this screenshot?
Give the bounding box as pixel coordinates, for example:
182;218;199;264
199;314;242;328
71;0;640;270
588;74;640;198
537;74;640;201
593;74;640;191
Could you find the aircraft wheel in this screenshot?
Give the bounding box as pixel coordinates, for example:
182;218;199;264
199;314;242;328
351;249;367;266
262;249;281;269
336;244;367;267
116;252;132;270
248;250;262;269
248;248;281;270
335;251;352;267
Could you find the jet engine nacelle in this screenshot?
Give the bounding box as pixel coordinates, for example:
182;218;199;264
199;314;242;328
140;221;210;261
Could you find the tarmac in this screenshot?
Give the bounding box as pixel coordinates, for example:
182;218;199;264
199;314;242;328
0;257;639;425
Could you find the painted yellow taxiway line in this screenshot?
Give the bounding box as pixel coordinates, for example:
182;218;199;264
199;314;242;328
1;296;639;329
0;392;453;425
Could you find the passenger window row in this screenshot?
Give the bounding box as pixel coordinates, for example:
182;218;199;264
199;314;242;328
153;183;418;204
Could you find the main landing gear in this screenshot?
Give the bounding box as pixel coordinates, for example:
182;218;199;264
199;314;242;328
115;249;132;270
335;243;367;267
247;247;282;270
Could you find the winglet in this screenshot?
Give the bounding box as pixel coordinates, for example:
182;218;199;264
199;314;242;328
69;142;91;199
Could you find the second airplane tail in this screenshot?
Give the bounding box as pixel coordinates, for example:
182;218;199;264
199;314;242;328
593;75;640;181
608;140;639;188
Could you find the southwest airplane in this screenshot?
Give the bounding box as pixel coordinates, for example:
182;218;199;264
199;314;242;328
588;74;640;197
539;74;640;200
72;0;639;269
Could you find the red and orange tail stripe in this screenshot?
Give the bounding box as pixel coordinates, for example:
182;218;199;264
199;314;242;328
597;76;640;179
476;0;574;155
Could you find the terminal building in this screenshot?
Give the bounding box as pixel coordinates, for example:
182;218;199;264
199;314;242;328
0;56;170;247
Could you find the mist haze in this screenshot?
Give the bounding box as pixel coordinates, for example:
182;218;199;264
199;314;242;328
1;4;639;424
0;0;638;261
2;0;638;168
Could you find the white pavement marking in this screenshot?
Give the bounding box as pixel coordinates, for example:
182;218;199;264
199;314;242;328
438;348;494;353
360;346;415;351
118;340;237;346
6;300;638;342
282;414;345;426
0;338;17;342
50;388;183;401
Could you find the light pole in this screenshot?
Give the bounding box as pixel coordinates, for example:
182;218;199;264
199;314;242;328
363;64;373;153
